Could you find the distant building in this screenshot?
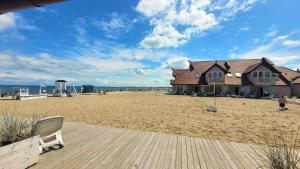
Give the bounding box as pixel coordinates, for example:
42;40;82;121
82;85;94;93
171;57;300;97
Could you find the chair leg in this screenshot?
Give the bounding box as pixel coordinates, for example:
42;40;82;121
56;130;64;148
39;139;44;154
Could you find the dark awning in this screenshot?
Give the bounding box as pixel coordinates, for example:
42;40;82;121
0;0;64;14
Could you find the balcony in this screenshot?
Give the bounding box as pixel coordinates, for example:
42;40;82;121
206;77;224;83
250;77;276;85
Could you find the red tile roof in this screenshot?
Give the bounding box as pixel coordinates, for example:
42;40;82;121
171;58;295;86
278;67;300;84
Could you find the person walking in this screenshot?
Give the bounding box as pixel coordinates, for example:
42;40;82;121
278;96;288;111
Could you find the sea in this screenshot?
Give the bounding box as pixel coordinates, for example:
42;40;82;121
0;85;171;95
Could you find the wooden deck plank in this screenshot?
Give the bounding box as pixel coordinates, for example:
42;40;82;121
140;132;163;169
217;141;246;169
150;133;168;169
30;122;266;169
175;135;182;169
32;124;101;168
205;138;227;169
201;139;221;169
106;131;147;169
214;140;240;169
156;133;171;169
123;132;156;169
162;134;174;169
209;139;234;169
234;143;257;168
193;137;207;169
87;130;139;168
226;141;251;169
242;143;265;168
181;136;188;169
129;132;159;169
185;136;196;169
59;126;123;168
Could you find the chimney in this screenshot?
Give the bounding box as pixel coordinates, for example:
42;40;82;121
188;60;194;71
224;61;230;70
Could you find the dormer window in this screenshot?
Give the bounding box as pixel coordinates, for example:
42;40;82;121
265;71;270;77
208;72;212;77
259;71;263;77
253;72;257;78
213;72;217;77
218;72;222;78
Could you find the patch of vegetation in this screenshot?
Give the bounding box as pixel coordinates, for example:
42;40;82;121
0;107;42;147
259;127;300;169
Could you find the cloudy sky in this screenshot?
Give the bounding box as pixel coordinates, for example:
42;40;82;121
0;0;300;86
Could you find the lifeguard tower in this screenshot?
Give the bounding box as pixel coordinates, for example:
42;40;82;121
53;80;72;97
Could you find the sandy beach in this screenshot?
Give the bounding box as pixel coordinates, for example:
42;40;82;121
1;92;300;145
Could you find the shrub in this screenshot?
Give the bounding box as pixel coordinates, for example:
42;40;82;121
259;127;300;169
0;111;41;147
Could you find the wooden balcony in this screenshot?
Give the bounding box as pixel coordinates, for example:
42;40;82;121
206;77;224;83
250;77;276;85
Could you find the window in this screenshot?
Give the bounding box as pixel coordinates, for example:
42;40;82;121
208;72;212;77
218;72;223;78
265;71;270;77
253;72;257;78
259;71;263;77
213;72;217;77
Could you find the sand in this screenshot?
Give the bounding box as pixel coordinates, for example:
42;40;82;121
1;92;300;145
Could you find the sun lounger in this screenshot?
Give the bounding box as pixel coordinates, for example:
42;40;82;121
36;116;64;153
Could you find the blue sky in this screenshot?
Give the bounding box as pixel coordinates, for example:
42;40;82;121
0;0;300;86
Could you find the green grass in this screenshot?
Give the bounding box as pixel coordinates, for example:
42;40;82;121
0;106;43;147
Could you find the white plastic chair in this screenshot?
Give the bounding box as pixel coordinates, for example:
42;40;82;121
36;116;64;153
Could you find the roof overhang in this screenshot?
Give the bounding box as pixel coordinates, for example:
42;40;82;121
0;0;64;14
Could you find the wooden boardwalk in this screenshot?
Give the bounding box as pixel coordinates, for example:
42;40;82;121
30;122;265;169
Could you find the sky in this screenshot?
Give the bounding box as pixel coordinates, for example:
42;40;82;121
0;0;300;86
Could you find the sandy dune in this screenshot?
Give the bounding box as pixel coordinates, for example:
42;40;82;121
1;92;300;145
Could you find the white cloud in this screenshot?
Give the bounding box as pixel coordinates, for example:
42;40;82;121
235;25;250;36
0;53;15;67
137;0;261;48
0;13;38;32
94;12;132;39
73;18;88;45
136;0;175;17
266;30;277;37
0;13;16;31
0;44;187;86
230;32;300;66
161;56;189;69
140;25;187;48
282;40;300;48
214;0;260;21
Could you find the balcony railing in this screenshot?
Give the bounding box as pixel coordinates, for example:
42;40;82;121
206;77;224;83
251;77;276;84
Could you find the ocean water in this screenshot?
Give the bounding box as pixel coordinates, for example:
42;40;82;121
0;85;171;95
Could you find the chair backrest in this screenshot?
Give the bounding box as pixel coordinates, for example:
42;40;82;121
36;116;64;137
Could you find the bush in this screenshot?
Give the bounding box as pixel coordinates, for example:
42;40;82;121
259;127;300;169
0;111;41;147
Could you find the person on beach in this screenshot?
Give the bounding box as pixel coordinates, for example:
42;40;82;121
278;96;288;111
